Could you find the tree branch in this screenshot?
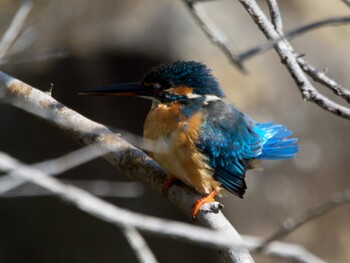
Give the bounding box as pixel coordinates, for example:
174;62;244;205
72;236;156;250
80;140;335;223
183;0;245;71
266;0;283;35
0;180;144;198
239;16;350;64
121;227;159;263
0;70;254;263
297;58;350;103
238;0;350;119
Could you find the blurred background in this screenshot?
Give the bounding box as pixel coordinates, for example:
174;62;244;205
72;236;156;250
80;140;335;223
0;0;349;262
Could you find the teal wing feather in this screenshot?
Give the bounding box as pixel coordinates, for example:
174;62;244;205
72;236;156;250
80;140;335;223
198;101;299;197
197;101;262;197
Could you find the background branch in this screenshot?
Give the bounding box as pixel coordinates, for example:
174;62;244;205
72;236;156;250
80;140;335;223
121;227;159;263
184;0;245;71
239;16;350;63
257;189;350;251
0;0;32;61
238;0;350;119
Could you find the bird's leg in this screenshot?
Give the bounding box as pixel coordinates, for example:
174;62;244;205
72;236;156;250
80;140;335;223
192;190;217;220
162;178;180;196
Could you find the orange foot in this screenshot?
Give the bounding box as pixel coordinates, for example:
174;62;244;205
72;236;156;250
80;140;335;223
162;178;179;196
192;190;217;220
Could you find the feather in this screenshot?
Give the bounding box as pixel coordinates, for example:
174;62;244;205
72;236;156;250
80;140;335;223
197;101;299;196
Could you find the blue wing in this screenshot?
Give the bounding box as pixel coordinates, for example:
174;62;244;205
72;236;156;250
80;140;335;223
198;101;298;197
198;101;262;197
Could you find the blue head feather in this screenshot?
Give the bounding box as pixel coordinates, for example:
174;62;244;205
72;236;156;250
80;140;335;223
142;61;225;97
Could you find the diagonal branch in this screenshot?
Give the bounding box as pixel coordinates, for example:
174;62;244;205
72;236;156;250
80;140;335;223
122;227;159;263
0;70;254;263
183;0;245;71
239;16;350;64
297;58;350;103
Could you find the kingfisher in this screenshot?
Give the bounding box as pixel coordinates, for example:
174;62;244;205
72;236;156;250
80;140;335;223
80;61;299;219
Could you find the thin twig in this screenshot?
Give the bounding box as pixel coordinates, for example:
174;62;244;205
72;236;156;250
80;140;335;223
0;0;33;60
297;58;350;103
238;0;350;119
266;0;283;35
0;180;144;198
0;144;111;194
183;0;245;71
257;189;350;251
122;227;159;263
239;16;350;62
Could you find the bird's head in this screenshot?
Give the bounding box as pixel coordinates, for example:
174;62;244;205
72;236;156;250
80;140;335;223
80;61;225;103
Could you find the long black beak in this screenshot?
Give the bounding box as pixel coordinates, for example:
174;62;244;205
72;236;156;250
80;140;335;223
79;82;152;97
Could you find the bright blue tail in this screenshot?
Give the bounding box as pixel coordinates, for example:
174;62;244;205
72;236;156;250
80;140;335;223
254;122;299;160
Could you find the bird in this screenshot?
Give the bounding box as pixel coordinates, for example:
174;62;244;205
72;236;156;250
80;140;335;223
80;61;299;219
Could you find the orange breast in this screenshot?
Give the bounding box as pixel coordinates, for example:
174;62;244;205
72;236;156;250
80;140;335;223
143;102;221;194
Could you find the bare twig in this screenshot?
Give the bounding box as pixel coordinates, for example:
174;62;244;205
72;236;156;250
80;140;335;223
297;58;350;103
0;144;111;194
0;71;254;263
183;0;245;71
0;0;33;60
257;189;350;251
122;227;159;263
240;16;350;62
0;180;144;198
266;0;283;35
238;0;350;119
0;150;328;263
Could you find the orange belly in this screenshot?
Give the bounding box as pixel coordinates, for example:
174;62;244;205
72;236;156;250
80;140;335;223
143;102;221;194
